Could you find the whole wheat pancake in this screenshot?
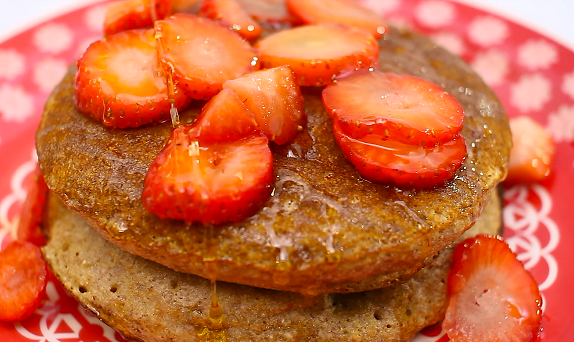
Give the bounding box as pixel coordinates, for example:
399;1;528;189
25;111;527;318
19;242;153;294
42;191;501;342
36;27;511;295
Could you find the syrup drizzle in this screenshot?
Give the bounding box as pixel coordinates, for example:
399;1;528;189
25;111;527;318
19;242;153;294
253;169;346;287
154;25;180;127
198;226;228;341
155;24;225;339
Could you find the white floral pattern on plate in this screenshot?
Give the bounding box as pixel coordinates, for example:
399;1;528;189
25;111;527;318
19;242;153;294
0;49;25;80
467;16;508;46
0;84;35;122
33;57;68;93
415;1;456;28
518;39;559;70
33;23;74;54
511;74;552;113
471;49;509;86
546;104;574;143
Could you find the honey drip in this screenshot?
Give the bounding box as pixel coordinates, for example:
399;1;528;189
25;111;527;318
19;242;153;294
254;169;347;286
154;27;180;127
197;226;228;342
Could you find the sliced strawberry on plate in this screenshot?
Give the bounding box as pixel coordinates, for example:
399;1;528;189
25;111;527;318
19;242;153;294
323;70;465;147
223;66;306;145
287;0;388;38
0;241;48;322
235;0;296;24
506;116;555;184
256;24;378;86
155;14;258;100
333;121;466;188
75;28;190;128
191;88;258;142
104;0;172;37
17;163;48;246
444;234;543;342
199;0;263;40
141;127;273;224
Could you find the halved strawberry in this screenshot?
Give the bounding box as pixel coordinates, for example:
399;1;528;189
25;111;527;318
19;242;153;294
199;0;263;40
444;235;543;342
223;66;306;145
155;14;257;100
506;116;555;184
16;163;48;246
333;121;466;188
191;88;258;142
75;29;190;128
256;24;378;86
287;0;388;38
0;241;48;322
104;0;172;37
141;127;273;224
323;70;465;147
235;0;296;24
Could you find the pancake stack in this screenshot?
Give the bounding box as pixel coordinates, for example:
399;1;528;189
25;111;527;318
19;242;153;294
36;25;511;342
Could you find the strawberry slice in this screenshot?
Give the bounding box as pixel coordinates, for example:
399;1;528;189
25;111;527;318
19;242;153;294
323;70;465;147
173;0;202;12
199;0;263;40
155;14;257;100
75;29;190;128
0;241;48;322
444;235;543;342
333;121;466;188
287;0;388;38
506;116;555;184
223;66;306;145
142;127;273;224
104;0;172;37
256;24;378;87
191;88;258;142
235;0;295;23
16;163;48;246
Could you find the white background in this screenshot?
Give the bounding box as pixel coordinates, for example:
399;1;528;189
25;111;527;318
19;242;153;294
0;0;572;47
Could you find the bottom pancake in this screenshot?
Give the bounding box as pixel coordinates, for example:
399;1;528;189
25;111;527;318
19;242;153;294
41;192;501;342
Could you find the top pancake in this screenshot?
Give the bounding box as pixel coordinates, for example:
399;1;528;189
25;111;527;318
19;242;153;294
36;26;511;295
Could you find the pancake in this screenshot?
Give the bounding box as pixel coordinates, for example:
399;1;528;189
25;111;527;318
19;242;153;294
41;190;502;342
36;26;511;295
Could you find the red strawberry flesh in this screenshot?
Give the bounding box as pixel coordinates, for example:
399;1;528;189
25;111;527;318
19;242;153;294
155;14;257;100
333;121;466;188
0;241;48;322
16;163;48;246
444;235;543;342
198;0;263;40
287;0;388;38
235;0;295;23
104;0;172;37
256;24;378;86
191;88;258;142
142;127;273;225
323;70;464;147
75;28;190;128
506;116;555;184
223;66;306;145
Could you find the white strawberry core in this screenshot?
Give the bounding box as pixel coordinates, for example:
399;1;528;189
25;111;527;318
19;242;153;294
102;47;165;97
446;268;533;342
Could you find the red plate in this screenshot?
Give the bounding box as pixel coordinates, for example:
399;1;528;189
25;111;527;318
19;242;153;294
0;0;573;341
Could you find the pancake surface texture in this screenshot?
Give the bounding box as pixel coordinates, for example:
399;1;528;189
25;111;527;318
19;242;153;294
36;27;511;295
42;192;501;342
